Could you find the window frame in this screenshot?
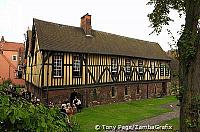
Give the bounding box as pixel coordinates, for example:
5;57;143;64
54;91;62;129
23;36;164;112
93;88;97;100
12;55;17;61
160;63;165;76
53;55;63;78
165;65;170;76
111;86;116;97
138;60;144;74
136;85;140;95
125;58;131;76
72;55;82;77
111;58;118;76
150;61;155;74
124;86;128;96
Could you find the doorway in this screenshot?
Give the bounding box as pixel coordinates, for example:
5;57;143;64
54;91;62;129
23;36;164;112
70;92;83;104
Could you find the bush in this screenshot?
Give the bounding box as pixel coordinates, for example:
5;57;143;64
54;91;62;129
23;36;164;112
0;83;80;131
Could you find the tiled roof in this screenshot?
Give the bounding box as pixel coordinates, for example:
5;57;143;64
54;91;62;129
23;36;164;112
34;19;170;60
0;42;24;52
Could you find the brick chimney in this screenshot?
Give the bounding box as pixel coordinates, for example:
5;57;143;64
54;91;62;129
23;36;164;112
1;36;5;42
80;13;92;36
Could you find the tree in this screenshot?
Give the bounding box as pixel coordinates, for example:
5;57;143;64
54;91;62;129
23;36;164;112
0;81;80;132
147;0;200;132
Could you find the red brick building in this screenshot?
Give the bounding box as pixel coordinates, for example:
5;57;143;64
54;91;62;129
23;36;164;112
0;36;25;86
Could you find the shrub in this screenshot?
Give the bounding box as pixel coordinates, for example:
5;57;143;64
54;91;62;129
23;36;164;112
0;83;80;131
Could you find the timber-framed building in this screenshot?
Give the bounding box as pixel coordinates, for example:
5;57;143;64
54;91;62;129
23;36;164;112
25;14;171;106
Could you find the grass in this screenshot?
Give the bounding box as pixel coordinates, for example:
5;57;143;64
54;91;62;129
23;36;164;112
160;118;179;132
75;96;177;132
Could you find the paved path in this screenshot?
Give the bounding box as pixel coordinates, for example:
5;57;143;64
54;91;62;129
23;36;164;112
107;102;179;132
133;102;179;126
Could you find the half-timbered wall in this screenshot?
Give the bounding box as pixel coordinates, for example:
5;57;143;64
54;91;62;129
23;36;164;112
25;34;43;88
42;52;170;88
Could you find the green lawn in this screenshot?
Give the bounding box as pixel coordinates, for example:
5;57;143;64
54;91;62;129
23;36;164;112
75;96;177;132
160;118;179;132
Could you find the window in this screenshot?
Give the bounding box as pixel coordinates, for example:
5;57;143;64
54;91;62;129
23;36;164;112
125;86;128;96
125;59;131;75
138;60;143;74
111;58;118;75
93;89;97;100
73;55;82;77
12;55;17;61
150;61;155;74
111;87;116;97
136;85;140;94
53;55;63;77
160;64;165;76
165;65;170;76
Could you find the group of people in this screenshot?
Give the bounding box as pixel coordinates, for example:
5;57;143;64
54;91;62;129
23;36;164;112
60;96;82;118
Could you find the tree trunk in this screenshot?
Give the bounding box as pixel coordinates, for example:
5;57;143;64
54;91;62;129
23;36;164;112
179;1;200;132
180;45;200;132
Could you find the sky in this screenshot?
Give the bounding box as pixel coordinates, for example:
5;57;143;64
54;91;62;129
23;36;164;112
0;0;184;51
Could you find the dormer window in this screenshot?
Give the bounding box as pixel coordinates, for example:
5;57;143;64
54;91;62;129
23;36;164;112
73;55;82;77
111;58;118;76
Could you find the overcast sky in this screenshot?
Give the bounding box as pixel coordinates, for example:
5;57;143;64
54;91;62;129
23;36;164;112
0;0;184;51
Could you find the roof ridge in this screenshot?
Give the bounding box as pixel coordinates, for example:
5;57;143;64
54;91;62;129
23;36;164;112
34;18;80;29
0;41;23;44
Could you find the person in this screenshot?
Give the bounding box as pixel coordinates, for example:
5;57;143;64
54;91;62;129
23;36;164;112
61;103;67;109
72;104;77;114
60;105;67;115
76;98;82;112
73;97;82;112
73;97;78;105
66;105;73;117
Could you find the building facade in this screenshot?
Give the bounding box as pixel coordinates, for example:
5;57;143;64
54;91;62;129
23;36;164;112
25;14;171;106
0;36;25;86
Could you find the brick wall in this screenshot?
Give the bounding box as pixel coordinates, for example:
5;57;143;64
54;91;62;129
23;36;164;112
26;81;168;107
